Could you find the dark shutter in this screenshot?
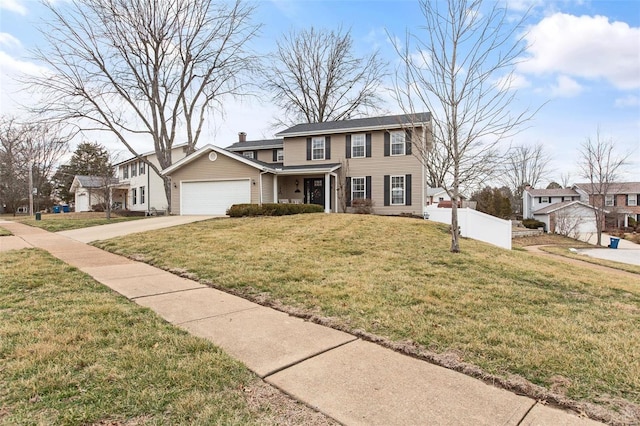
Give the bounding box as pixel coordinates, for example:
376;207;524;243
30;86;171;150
325;136;331;159
306;138;312;161
405;129;412;155
405;174;412;205
346;177;352;207
272;149;278;162
384;175;390;206
366;133;372;157
366;176;372;199
384;132;390;156
345;135;351;159
253;150;259;159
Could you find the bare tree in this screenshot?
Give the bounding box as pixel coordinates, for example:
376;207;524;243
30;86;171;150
559;172;572;189
502;143;551;217
553;210;583;240
265;27;388;126
577;130;629;246
393;0;537;252
29;0;259;213
0;116;70;215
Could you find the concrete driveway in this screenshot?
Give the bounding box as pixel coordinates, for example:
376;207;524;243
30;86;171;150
58;215;220;243
577;232;640;266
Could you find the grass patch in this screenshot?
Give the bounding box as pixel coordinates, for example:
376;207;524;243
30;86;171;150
511;233;592;249
5;212;147;232
0;227;12;236
94;214;640;419
0;249;333;425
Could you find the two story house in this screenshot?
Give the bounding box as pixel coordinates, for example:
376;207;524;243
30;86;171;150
162;113;431;216
522;186;598;234
574;182;640;228
113;143;190;214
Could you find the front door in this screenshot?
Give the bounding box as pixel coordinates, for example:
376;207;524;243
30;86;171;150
304;178;325;206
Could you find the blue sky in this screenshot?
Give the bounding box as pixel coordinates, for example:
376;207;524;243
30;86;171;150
1;0;639;185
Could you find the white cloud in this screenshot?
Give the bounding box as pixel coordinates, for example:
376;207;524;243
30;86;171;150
520;13;640;90
549;75;583;98
615;94;640;108
495;72;531;91
0;32;22;49
0;51;48;76
0;0;27;15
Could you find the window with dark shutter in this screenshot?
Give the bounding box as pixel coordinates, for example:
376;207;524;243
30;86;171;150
405;174;412;205
306;138;312;161
345;135;351;159
384;175;390;206
366;176;372;199
346;177;352;207
366;133;372;157
273;149;278;162
384;132;390;156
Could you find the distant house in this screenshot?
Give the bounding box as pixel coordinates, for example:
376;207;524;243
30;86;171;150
522;187;582;220
531;200;600;236
426;187;449;206
163;113;431;216
69;175;118;212
573;182;640;228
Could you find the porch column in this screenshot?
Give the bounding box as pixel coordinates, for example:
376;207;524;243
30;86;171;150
324;173;331;213
273;175;278;204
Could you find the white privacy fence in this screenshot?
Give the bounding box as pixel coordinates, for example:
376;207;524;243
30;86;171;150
424;206;512;250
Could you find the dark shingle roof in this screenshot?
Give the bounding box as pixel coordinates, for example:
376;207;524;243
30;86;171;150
75;175;118;188
574;182;640;194
527;188;580;197
226;138;283;151
276;112;431;137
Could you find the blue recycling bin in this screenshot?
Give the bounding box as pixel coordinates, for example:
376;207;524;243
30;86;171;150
62;205;70;213
53;205;61;214
609;237;620;249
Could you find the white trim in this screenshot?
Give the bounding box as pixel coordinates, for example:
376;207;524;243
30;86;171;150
390;175;406;205
311;137;325;160
162;144;274;175
628;194;637;206
351;176;366;201
390;131;406;156
351;133;366;158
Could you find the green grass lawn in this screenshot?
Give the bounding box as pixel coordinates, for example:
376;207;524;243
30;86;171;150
0;227;11;236
94;214;640;421
5;212;148;232
0;249;333;425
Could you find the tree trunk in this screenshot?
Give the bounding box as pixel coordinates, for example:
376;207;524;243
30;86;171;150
163;176;172;215
450;197;460;253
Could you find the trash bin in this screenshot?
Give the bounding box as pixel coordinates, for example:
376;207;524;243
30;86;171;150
62;205;70;213
609;237;620;249
35;212;41;221
53;205;61;214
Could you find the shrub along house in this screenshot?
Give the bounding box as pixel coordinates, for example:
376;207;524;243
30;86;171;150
162;113;431;215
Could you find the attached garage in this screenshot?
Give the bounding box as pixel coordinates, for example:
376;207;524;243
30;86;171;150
181;179;250;215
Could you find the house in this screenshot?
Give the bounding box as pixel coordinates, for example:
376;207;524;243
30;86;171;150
69;175;118;212
113;143;190;213
162;113;431;216
573;182;640;228
522;187;582;220
531;200;600;236
426;187;449;206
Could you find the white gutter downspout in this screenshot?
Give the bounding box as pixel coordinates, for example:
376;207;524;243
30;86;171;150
330;171;339;213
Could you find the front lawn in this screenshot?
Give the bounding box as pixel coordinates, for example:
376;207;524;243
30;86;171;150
7;212;147;232
94;214;640;423
0;249;333;425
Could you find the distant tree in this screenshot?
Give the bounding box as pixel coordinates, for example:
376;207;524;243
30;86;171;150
559;172;572;189
0;116;70;215
470;186;512;219
546;181;562;189
393;0;537;252
30;0;259;213
265;27;387;126
577;129;629;246
502;144;551;216
53;142;113;204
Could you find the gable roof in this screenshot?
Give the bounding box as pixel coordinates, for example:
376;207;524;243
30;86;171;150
70;175;119;193
161;144;275;176
533;200;600;215
573;182;640;194
525;188;580;197
276;112;431;137
226;138;283;151
115;142;191;166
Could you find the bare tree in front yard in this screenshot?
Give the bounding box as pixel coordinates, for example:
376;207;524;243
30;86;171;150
393;0;538;252
553;210;583;240
501;143;552;217
29;0;259;213
577;130;629;246
265;27;388;127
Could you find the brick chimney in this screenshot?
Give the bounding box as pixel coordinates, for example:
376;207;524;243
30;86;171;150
238;132;247;143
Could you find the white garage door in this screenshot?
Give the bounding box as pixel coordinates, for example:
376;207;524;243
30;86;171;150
181;180;250;215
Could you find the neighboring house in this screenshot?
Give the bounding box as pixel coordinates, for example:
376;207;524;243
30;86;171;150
163;113;431;215
573;182;640;228
522;187;582;220
114;143;190;213
426;187;449;206
532;200;599;236
69;175;118;212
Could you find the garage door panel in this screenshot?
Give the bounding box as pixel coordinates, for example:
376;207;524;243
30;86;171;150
182;180;250;215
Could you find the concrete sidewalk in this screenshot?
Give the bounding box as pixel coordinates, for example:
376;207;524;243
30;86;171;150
578;232;640;266
1;220;603;425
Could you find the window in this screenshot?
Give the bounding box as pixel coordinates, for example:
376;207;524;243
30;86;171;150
243;151;254;159
140;186;145;204
391;175;405;205
123;165;129;179
277;149;284;162
139;162;145;175
391;131;405;156
628;194;637;206
605;195;614;207
312;137;325;160
541;196;550;203
131;161;137;177
132;188;137;205
351;134;365;158
352;177;366;200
